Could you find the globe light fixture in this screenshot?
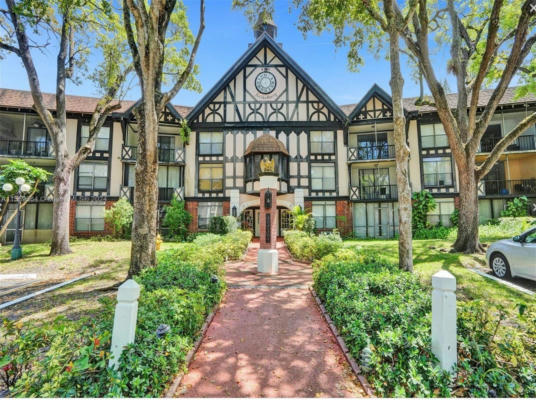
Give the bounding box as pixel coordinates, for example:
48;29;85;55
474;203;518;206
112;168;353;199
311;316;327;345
2;183;13;192
20;183;31;193
15;177;25;186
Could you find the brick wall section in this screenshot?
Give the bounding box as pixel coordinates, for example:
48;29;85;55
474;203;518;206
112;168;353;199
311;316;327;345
69;199;76;236
454;196;460;209
222;201;230;216
185;201;198;233
303;200;312;213
336;200;353;237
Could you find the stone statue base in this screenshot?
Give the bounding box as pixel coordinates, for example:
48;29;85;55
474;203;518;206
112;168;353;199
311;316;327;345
257;249;278;274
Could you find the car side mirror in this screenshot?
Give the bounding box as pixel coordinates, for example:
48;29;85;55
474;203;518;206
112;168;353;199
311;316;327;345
512;235;522;243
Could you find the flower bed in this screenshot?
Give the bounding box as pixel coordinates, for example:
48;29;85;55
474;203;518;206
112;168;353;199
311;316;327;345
313;247;536;397
1;230;252;397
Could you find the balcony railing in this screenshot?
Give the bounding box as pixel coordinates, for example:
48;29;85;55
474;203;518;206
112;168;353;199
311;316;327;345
0;140;53;157
348;143;395;162
478;179;536;196
350;184;398;201
120;186;184;202
121;144;185;163
479;135;536;153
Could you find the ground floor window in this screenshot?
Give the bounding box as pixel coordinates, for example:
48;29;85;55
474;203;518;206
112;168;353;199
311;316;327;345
76;202;105;231
312;201;336;229
353;202;399;238
24;203;53;230
427;199;455;227
198;202;223;230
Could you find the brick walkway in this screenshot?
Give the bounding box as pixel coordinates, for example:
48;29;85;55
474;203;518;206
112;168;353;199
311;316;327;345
176;241;365;398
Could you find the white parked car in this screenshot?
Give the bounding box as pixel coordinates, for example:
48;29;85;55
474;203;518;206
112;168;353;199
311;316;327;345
486;227;536;281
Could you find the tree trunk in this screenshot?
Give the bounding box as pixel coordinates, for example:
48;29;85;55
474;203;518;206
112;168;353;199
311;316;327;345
387;26;413;271
453;160;483;253
50;162;72;255
128;106;159;277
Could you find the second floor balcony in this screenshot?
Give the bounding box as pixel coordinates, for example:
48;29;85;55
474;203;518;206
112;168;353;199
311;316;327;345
350;184;398;201
347;143;395;162
121;144;185;164
120;185;184;202
479;134;536;153
478;179;536;197
0;139;54;158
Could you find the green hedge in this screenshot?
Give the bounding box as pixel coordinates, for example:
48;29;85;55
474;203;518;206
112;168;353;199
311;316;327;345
2;230;251;397
283;230;342;262
313;248;536;397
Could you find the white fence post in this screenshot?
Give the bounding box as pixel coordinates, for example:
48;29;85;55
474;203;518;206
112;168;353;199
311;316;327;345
432;270;457;373
109;279;140;369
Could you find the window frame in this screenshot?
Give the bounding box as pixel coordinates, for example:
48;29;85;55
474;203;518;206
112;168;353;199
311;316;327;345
198;163;224;192
75;203;105;232
80;124;111;152
420;123;449;149
312;201;336;229
310;131;335;154
310;163;336;192
197;202;223;230
198;132;224;156
77;162;108;191
422;156;454;188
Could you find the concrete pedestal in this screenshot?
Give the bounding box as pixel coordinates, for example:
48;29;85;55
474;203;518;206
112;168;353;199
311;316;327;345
257;249;279;274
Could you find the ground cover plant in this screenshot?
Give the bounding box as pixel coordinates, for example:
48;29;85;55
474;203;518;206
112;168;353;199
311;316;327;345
313;248;536;397
0;230;252;397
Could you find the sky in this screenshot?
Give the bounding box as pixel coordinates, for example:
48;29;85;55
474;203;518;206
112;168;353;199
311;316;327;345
0;0;453;108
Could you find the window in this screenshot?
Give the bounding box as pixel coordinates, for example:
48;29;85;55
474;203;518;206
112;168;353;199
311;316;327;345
124;164;135;187
310;131;334;154
312;201;336;229
78;162;108;191
23;203;53;230
423;157;453;187
81;125;110;152
420;123;448;148
311;164;335;191
428;199;455;227
198;202;223;230
349;131;392;160
75;203;105;231
158;135;176;162
199;132;223;155
199;164;223;192
158;166;182;201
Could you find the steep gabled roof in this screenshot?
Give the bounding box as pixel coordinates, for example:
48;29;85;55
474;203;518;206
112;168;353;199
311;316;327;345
186;33;347;123
345;84;398;122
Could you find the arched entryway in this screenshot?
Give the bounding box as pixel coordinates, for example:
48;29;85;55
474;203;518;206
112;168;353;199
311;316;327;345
241;206;293;238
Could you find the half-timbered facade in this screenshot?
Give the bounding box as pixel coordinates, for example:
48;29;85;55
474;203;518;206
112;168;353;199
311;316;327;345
1;20;535;243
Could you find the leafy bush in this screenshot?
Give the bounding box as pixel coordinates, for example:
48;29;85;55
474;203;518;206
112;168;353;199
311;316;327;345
104;198;133;239
222;216;239;233
313;250;536;397
412;190;436;230
501;196;529;217
413;226;453;239
162;198;192;241
283;229;342;262
291;205;315;234
209;216;226;234
3;231;252;397
479;217;536;241
450;208;459;226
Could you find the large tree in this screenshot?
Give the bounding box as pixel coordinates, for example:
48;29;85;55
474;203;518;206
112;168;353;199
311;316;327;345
394;0;536;253
0;0;132;255
122;0;204;277
233;0;417;271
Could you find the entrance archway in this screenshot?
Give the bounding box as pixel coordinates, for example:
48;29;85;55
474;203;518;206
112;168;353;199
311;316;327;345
241;206;293;237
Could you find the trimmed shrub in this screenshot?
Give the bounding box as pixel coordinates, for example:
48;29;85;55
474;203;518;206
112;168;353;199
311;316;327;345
162;198;192;241
104;198;133;239
283;229;342;262
209;216;226;234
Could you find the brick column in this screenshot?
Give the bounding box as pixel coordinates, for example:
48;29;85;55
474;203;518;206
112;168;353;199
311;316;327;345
185;201;198;232
259;187;277;250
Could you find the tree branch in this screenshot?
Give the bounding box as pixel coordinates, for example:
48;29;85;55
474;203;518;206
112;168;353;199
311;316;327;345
159;0;205;109
0;40;20;56
476;111;536;179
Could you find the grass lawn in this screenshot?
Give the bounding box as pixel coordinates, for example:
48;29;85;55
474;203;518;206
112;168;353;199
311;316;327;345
0;239;183;324
343;235;534;313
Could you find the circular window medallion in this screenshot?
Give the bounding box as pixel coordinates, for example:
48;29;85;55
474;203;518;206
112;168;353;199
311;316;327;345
255;71;276;94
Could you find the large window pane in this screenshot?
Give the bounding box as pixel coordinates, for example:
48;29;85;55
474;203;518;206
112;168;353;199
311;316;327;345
78;162;108;191
199;132;223;155
37;203;53;229
198;202;223;229
310;131;334;154
423;157;452;187
199;164;223;191
310;164;335;191
312;201;336;229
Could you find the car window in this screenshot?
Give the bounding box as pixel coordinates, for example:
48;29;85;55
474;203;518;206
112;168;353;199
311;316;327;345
526;231;536;244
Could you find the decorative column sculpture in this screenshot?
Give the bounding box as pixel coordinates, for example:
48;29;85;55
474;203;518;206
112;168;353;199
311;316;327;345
257;157;278;274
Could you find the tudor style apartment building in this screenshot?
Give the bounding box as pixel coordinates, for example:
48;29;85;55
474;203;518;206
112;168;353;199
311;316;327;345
1;22;535;243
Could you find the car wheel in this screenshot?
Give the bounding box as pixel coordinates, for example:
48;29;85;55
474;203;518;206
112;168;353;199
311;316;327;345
490;253;511;279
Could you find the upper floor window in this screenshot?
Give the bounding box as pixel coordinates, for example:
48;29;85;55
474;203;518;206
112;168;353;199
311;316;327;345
158;135;176;162
158;165;181;188
199;164;223;192
312;201;336;229
311;164;335;191
78;162;108;191
310;131;334;154
423;157;453;187
199;132;223;155
420;123;448;148
81;125;110;152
